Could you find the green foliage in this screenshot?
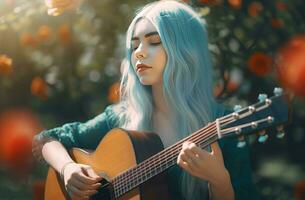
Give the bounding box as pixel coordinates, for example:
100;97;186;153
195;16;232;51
0;0;305;199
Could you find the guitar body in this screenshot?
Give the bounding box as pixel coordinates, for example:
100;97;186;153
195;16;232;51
44;91;290;200
44;128;170;200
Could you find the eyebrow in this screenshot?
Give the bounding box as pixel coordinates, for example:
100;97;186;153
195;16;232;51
131;31;159;40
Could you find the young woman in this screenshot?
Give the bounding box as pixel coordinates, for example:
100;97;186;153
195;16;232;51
32;1;260;200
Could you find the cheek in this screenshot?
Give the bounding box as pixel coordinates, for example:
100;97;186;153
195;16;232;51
150;46;166;63
157;49;167;68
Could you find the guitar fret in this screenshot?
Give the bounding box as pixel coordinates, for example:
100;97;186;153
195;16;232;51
130;167;137;191
46;93;289;200
113;123;219;199
158;152;163;172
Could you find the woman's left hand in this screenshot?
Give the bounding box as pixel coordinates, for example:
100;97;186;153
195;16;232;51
177;141;228;183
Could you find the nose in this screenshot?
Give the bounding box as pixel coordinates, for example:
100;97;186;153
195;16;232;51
134;43;147;59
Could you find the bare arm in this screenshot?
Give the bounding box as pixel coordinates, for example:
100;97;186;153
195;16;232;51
32;136;74;172
208;169;234;200
32;136;102;200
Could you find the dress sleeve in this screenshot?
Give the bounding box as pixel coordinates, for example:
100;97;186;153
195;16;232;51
35;105;118;150
219;137;261;200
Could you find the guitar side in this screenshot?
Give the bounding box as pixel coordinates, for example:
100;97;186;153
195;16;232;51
44;128;169;200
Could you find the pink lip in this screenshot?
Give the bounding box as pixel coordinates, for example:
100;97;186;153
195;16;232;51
136;64;152;72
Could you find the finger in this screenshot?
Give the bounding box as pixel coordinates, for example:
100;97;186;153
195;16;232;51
98;172;110;181
72;172;96;185
74;171;101;185
179;150;199;170
188;144;209;159
177;154;190;169
67;185;91;200
66;184;84;199
182;141;192;150
183;149;203;171
183;142;201;154
182;142;199;158
177;154;196;173
178;158;190;170
180;152;190;163
81;179;101;190
82;168;104;192
82;167;101;179
183;142;198;156
70;176;99;192
179;142;193;160
211;142;224;163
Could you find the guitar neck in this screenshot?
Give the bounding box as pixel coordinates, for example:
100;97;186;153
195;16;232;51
111;122;218;198
107;92;289;198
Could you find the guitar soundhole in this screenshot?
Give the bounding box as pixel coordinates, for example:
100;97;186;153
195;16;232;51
90;179;114;200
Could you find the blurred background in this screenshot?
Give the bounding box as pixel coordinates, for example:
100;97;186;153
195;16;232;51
0;0;305;199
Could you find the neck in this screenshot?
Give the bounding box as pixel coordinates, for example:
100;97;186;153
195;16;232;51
152;83;169;116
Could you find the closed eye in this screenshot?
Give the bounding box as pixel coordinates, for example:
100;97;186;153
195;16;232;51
131;34;162;51
150;42;162;46
132;42;162;51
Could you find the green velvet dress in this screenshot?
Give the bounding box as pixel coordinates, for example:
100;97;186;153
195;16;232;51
37;105;261;200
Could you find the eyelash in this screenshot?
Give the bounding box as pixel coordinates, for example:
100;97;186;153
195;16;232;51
132;42;162;51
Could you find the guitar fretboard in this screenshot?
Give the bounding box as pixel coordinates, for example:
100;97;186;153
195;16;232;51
103;93;288;198
111;122;218;198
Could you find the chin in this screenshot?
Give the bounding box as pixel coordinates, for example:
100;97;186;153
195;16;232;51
139;79;152;85
138;75;162;85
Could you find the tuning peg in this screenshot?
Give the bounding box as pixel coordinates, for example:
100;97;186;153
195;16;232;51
276;125;285;139
234;105;242;112
273;87;283;96
258;130;269;143
258;93;267;102
237;135;246;148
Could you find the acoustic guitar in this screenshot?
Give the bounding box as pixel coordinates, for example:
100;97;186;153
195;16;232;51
44;88;290;200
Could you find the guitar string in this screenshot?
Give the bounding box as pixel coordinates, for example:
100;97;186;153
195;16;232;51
112;124;217;195
113;114;235;188
114;101;269;191
112;122;216;186
114;130;219;198
221;116;273;136
112;122;217;188
113;133;216;198
111;116;235;196
112;115;236;196
114;99;278;197
113;116;236;197
113;98;275;196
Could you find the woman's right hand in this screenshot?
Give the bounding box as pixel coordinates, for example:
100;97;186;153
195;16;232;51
63;163;103;200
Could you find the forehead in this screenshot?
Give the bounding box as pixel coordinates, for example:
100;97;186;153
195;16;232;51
133;18;157;37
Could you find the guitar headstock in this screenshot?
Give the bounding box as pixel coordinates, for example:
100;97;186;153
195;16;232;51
217;87;290;147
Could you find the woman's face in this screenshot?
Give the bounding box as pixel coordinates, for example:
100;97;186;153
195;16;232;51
131;18;167;86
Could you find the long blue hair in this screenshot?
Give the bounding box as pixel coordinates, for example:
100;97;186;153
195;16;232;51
114;1;224;199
